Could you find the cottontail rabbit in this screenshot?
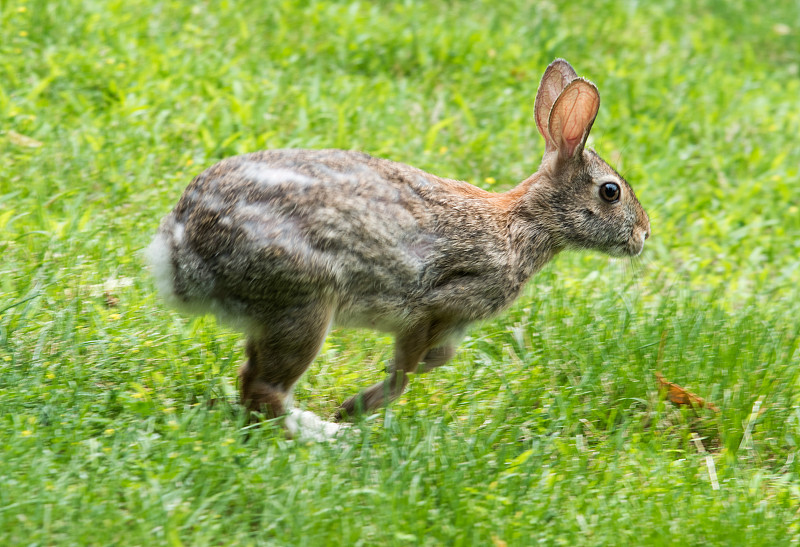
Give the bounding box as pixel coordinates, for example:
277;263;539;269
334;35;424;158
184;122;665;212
148;59;650;437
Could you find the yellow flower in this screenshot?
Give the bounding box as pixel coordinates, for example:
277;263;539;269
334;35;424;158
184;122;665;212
484;177;496;185
21;430;32;437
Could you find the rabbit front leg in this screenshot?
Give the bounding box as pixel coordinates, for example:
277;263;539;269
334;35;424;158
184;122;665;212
417;345;456;373
335;325;434;421
413;326;466;373
385;326;465;375
383;345;456;374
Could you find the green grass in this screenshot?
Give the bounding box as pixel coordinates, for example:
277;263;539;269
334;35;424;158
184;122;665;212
2;0;800;544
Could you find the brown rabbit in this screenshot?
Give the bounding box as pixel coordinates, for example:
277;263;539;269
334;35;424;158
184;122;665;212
148;59;650;438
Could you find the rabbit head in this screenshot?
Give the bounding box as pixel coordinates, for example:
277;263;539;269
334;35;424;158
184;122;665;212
530;59;650;257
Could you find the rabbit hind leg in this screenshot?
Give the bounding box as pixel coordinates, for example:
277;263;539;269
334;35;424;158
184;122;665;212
238;301;333;419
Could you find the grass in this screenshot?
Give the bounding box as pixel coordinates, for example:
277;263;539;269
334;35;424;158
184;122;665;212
2;0;800;544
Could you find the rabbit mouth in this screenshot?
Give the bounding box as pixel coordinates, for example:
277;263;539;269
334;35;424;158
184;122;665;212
606;240;644;257
610;229;647;257
625;238;646;257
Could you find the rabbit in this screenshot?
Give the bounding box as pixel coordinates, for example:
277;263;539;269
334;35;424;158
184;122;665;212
147;59;650;437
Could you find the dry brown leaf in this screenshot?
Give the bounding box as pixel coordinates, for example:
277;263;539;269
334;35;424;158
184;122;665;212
656;372;719;412
491;536;508;547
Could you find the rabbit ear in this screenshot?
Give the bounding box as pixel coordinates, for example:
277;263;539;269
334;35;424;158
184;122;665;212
547;78;600;161
534;59;579;152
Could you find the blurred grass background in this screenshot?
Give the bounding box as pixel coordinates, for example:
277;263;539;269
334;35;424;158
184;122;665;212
2;0;800;544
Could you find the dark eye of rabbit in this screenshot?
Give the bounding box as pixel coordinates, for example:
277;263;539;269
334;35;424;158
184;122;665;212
600;182;620;202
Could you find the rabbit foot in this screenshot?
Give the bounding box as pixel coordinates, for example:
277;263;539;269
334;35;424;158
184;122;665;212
285;409;349;441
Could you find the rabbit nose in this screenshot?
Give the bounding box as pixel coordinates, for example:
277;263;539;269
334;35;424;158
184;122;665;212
644;228;650;240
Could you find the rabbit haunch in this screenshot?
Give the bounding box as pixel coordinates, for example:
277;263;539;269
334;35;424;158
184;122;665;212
149;59;650;435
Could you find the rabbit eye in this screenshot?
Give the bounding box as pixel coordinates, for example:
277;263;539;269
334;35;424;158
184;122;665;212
600;182;620;202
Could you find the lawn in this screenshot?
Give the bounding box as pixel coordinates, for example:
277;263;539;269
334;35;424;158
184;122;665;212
2;0;800;544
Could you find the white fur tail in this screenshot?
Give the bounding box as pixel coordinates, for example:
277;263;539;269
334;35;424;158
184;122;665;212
145;229;180;307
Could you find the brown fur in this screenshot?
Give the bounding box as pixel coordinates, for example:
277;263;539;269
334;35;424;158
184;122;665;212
148;59;651;429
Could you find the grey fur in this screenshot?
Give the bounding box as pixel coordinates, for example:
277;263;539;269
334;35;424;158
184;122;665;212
148;59;650;426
